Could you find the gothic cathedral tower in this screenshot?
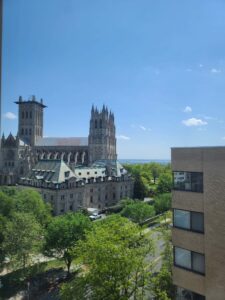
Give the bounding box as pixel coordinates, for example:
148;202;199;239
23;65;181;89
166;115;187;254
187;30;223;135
88;105;117;164
15;96;46;146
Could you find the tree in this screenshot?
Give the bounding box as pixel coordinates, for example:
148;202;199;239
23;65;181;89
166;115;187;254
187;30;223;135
154;193;171;214
2;212;43;269
149;226;175;299
60;215;155;300
156;173;172;194
121;201;155;224
14;189;52;227
44;212;91;274
133;173;148;199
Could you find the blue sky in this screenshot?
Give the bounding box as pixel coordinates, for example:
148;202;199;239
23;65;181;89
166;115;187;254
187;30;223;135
2;0;225;159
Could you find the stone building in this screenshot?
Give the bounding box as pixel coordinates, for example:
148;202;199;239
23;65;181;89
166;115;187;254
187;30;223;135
0;96;133;213
172;147;225;300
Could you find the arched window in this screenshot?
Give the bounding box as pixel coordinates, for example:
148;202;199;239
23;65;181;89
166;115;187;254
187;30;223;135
95;119;98;128
25;128;28;135
21;128;24;135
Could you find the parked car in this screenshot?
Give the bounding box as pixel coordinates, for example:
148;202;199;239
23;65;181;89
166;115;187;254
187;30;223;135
89;213;102;221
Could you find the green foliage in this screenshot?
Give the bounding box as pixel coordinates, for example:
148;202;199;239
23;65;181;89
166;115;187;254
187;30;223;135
61;215;155;300
2;212;43;270
156;173;172;194
44;212;91;274
121;201;155;224
14;189;52;227
0;191;15;217
150;227;175;299
154;193;172;214
133;173;148;199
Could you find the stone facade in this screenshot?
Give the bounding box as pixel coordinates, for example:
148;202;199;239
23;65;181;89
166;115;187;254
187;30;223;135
172;147;225;300
0;97;133;213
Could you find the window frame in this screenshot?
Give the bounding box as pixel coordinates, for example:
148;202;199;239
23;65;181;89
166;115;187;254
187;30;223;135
173;171;203;193
173;209;204;233
174;246;205;275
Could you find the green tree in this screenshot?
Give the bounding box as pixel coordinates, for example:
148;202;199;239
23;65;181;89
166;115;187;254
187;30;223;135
156;173;172;194
2;212;43;269
149;226;175;299
121;201;155;224
61;215;154;300
154;193;171;214
44;212;91;274
133;173;148;199
14;189;52;227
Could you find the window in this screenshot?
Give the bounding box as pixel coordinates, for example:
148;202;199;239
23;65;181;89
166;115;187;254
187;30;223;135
21;128;24;135
79;172;81;175
87;172;90;175
95;171;97;174
173;171;203;192
61;195;65;200
176;287;205;300
70;194;73;199
25;128;28;135
29;128;32;135
174;247;205;275
30;111;32;118
90;196;93;203
64;171;70;177
173;209;204;233
26;111;28;118
22;111;24;119
95;119;98;128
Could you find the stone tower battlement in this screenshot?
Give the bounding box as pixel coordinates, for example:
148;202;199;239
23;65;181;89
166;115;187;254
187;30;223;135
88;105;117;164
15;95;46;146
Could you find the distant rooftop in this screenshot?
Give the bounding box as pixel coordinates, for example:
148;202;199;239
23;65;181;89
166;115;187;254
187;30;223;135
35;137;88;147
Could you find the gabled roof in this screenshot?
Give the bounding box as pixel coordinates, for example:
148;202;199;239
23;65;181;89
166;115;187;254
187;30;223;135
25;159;76;183
35;137;88;147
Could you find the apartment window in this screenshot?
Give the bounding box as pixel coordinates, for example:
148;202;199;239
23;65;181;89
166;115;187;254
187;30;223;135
173;171;203;192
174;247;205;275
176;287;205;300
173;209;204;233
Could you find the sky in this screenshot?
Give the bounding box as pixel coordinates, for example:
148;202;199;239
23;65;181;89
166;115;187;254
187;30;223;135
2;0;225;159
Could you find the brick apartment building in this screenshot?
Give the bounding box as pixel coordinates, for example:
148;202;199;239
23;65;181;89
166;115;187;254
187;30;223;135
172;147;225;300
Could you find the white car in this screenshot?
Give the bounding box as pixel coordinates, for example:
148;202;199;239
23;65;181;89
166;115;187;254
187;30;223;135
89;213;102;221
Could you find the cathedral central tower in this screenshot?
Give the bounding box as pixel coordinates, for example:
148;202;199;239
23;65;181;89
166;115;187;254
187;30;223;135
15;96;46;146
88;105;117;164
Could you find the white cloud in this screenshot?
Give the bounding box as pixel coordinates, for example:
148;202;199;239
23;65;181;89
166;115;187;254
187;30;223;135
4;112;17;120
139;125;146;131
182;118;207;127
117;135;130;140
183;106;192;113
211;68;221;74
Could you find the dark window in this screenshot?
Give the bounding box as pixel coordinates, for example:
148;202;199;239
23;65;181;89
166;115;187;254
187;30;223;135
22;111;24;119
61;195;65;200
173;171;203;193
173;209;204;233
174;246;205;275
176;287;205;300
113;193;116;199
25;129;28;135
90;196;93;203
95;171;97;174
30;111;32;118
95;119;97;128
21;128;24;135
87;172;90;175
26;111;28;118
70;194;73;199
100;119;102;128
29;128;32;135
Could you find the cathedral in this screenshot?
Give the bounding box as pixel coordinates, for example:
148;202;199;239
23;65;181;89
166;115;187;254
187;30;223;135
0;96;133;214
